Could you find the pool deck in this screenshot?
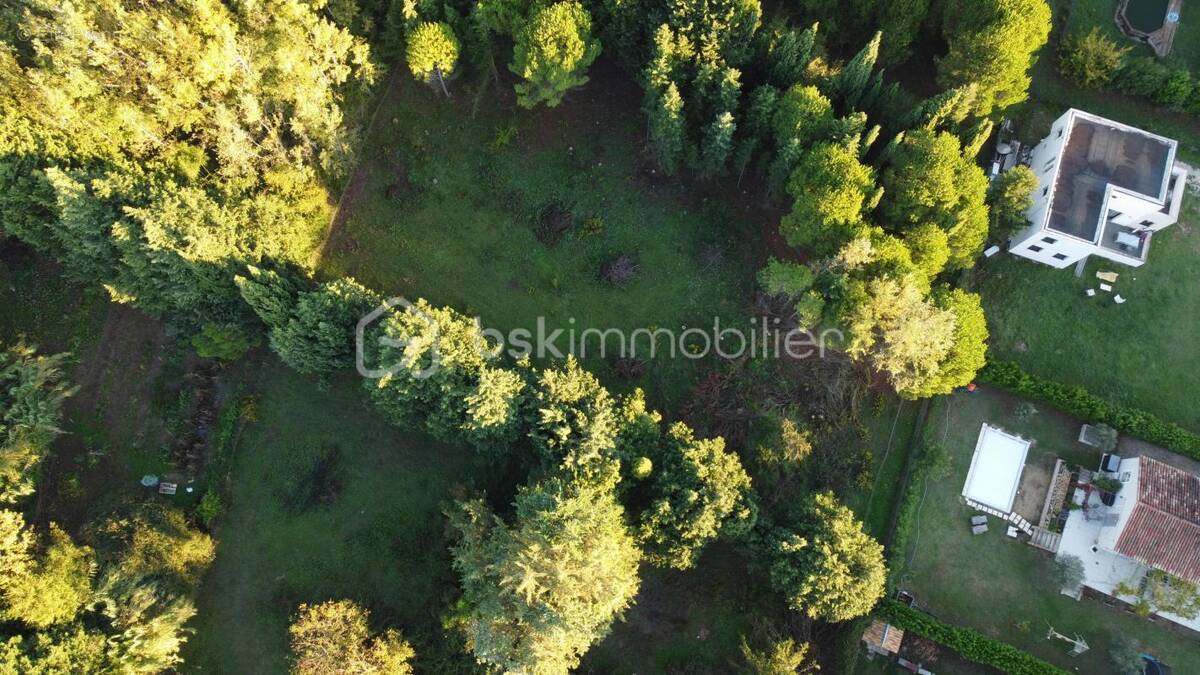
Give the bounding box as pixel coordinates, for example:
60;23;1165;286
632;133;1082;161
1117;0;1184;57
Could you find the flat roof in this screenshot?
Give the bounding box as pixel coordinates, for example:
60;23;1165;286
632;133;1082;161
1046;112;1174;241
962;424;1032;514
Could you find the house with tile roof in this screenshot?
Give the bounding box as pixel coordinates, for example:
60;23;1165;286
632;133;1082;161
1057;456;1200;631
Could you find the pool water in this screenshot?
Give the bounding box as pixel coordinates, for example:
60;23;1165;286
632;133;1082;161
1124;0;1170;33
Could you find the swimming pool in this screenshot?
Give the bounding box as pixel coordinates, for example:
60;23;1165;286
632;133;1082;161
1124;0;1171;33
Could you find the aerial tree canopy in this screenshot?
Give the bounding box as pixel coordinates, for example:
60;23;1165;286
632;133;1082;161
780;142;876;254
406;21;460;85
938;0;1052;115
878;129;990;270
634;422;756;569
767;492;886;621
511;1;601;108
289;600;415;675
0;0;374;326
987;165;1038;239
447;472;641;675
0;344;75;503
528;357;619;475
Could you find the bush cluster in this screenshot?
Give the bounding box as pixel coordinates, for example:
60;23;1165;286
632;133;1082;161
877;600;1070;675
978;360;1200;459
1059;27;1200;113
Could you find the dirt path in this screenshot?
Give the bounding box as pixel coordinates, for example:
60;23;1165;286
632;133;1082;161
1118;435;1200;476
312;65;406;269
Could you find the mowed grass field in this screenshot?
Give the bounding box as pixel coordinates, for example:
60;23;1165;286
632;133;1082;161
184;361;492;673
317;61;759;409
972;189;1200;433
896;389;1200;674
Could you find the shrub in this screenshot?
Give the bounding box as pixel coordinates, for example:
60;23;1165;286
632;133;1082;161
191;323;254;361
1013;400;1038;422
1058;28;1129;89
1049;554;1085;591
196;491;221;528
977;360;1200;459
290;600;414;674
1153;68;1194;110
794;291;825;330
758;259;814;298
886;443;952;587
877;600;1070;675
1113;56;1168;98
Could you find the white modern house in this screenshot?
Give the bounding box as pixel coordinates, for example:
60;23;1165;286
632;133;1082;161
1010;109;1188;269
1057;456;1200;631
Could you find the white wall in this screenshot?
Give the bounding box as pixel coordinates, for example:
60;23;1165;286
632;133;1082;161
1022;110;1073;236
1107;190;1165;230
1010;234;1094;268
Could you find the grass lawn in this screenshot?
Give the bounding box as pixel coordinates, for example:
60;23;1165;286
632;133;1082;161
971;187;1200;433
0;243;107;354
316;62;758;410
895;388;1200;674
183;361;492;673
585;545;786;674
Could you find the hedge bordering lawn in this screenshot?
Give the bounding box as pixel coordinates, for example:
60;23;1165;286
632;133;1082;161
978;360;1200;460
877;600;1070;675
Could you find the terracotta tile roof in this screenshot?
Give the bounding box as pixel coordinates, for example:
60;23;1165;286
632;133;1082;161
1114;458;1200;582
862;620;904;654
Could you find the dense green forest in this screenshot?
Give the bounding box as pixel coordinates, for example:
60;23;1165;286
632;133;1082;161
0;0;1061;671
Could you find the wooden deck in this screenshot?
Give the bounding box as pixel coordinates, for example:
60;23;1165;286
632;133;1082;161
1117;0;1185;58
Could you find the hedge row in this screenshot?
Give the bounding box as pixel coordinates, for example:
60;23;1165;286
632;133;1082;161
877;600;1070;675
978;360;1200;460
885;450;931;588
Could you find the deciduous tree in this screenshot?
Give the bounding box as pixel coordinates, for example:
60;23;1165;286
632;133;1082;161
987;165;1037;239
878;129;989;269
289;599;415;675
779;143;875;254
1;525;94;629
406;21;460;91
